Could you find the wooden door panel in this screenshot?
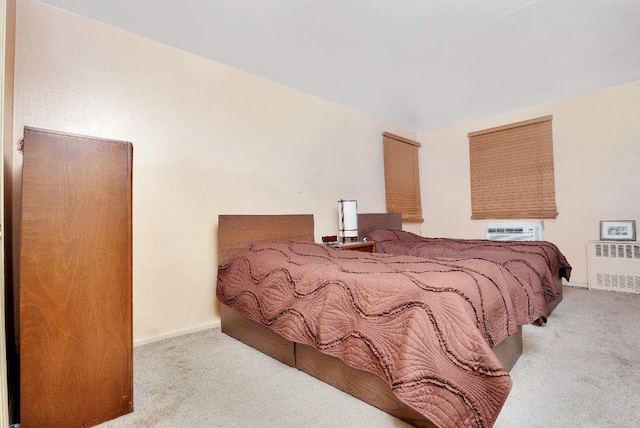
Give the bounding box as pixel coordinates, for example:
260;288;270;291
20;128;132;427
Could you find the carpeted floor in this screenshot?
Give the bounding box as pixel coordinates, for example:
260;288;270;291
98;286;640;428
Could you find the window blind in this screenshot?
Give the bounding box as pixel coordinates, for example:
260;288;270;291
468;115;557;219
382;132;423;223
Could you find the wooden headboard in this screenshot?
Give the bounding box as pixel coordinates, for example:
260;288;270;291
218;214;315;261
358;213;402;240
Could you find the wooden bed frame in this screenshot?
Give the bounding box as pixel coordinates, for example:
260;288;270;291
217;214;523;428
357;213;563;315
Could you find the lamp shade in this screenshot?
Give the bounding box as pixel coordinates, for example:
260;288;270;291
338;199;358;241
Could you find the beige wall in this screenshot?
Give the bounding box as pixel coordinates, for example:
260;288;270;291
13;0;640;345
418;81;640;285
13;0;415;344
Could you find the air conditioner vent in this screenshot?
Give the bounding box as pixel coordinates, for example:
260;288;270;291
588;241;640;294
485;223;542;241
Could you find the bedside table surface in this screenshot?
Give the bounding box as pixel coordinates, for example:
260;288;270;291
326;241;376;253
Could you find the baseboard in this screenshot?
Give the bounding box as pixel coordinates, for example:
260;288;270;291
563;280;588;288
134;320;221;347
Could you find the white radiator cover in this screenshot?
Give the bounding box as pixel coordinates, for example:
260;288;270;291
485;223;542;241
587;241;640;294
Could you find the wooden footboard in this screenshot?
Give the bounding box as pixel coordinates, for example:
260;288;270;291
220;303;521;428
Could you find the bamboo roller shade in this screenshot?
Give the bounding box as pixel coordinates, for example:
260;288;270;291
382;132;423;223
469;115;557;219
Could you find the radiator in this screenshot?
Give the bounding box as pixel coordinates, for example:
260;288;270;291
587;241;640;294
485;223;542;241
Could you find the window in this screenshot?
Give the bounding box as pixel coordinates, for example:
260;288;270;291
468;115;557;219
382;132;423;223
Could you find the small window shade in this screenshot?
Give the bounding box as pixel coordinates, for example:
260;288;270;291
468;115;557;219
382;132;423;223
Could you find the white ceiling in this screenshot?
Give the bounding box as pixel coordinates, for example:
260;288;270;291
36;0;640;132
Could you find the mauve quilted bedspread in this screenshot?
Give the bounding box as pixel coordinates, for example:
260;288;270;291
367;230;572;318
217;242;534;428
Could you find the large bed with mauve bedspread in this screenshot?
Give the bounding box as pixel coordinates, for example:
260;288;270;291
215;214;563;428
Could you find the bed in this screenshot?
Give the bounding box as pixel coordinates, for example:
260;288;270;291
216;214;527;428
358;213;571;317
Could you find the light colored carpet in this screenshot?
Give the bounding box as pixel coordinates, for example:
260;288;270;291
98;286;640;428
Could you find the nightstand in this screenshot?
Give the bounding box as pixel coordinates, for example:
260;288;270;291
331;241;376;253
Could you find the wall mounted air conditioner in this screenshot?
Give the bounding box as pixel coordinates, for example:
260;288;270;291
588;241;640;294
485;223;543;241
